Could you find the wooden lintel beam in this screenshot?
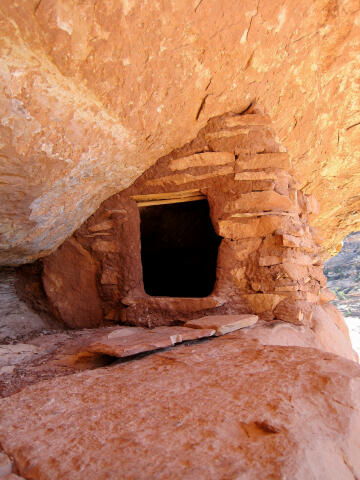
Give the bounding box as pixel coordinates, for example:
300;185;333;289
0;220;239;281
131;189;202;202
137;195;206;207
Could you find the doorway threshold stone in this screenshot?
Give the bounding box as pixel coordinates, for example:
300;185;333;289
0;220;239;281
83;325;216;358
185;314;258;335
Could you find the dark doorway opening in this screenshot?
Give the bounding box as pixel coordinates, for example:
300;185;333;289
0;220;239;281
139;200;221;297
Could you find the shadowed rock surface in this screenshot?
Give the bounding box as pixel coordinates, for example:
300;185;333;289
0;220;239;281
0;268;61;343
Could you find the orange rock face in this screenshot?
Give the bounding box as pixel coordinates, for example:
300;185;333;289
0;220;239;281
0;0;359;264
1;337;360;479
42;238;103;328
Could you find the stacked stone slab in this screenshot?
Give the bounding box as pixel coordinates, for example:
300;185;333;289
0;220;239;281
39;111;333;328
209;152;325;326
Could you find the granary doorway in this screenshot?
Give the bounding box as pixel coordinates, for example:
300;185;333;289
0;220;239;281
137;194;221;298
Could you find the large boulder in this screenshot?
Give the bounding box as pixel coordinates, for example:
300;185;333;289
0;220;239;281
0;337;360;479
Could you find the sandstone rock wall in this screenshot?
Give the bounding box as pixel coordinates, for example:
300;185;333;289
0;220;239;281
40;112;336;329
0;0;359;265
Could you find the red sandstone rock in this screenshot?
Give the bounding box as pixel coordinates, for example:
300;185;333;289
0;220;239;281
2;475;25;480
84;326;216;357
152;326;216;343
42;238;103;328
234;170;290;182
224;190;295;213
169;152;234;170
91;239;121;253
88;220;113;232
306;194;320;216
274;299;315;326
100;269;118;285
240;320;323;349
319;287;337;303
224;114;272;127
0;451;12;476
259;252;315;266
281;233;316;252
121;296;224;312
311;305;358;362
146;166;234;187
308;264;327;286
244;293;285;314
1;319;356;398
219;216;284;238
281;262;309;281
0;1;359;264
236;153;292;171
185;314;258;335
322;303;352;338
231;238;263;262
0;340;360;479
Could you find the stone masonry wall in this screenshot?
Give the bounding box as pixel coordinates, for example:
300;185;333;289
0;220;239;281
40;111;334;328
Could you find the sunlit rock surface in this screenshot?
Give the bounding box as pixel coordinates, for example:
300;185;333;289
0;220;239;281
0;0;359;264
1;335;360;479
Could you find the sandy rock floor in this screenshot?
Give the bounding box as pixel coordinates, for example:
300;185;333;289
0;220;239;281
0;328;360;479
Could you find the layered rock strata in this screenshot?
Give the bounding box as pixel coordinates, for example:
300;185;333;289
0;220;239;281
39;112;336;330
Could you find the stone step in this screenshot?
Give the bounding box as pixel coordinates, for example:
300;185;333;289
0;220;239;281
84;326;216;358
185;314;258;335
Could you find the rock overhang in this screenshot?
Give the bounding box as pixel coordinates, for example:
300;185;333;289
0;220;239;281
0;0;359;264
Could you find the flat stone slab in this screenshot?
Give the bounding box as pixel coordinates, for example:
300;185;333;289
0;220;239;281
185;314;258;335
84;326;215;358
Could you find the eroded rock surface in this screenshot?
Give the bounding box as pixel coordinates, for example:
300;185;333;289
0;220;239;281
1;337;359;479
0;318;355;399
0;0;359;264
0;268;60;343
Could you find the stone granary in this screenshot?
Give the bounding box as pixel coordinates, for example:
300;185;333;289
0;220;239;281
42;111;330;330
1;0;360;478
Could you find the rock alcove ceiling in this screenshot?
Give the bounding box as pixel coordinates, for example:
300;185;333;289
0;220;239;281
0;0;359;265
1;1;360;479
